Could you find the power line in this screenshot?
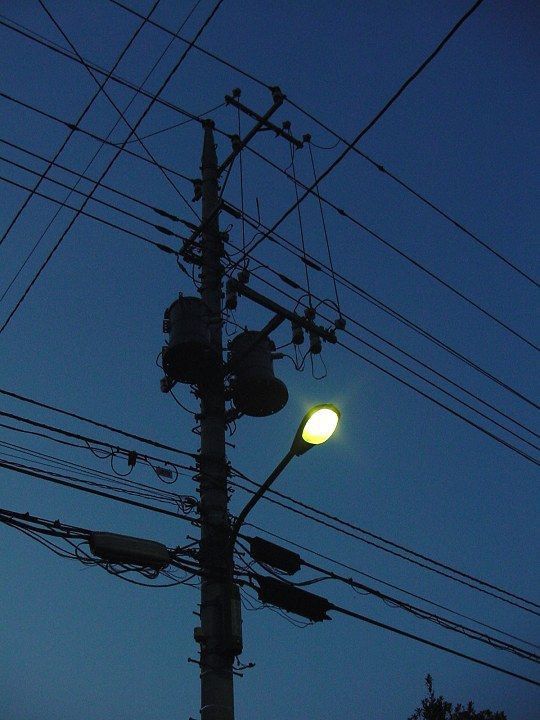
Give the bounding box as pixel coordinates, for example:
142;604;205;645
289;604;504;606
0;0;224;335
0;409;196;471
241;543;538;663
0;152;187;239
223;200;538;410
0;458;197;522
0;172;181;260
222;233;539;446
0;387;198;460
230;475;539;616
0;136;186;220
231;471;539;611
0;0;162;250
0;91;193;182
37;0;198;220
328;601;539;688
239;145;538;353
222;247;540;466
240;523;540;652
6;16;536;355
74;2;537;287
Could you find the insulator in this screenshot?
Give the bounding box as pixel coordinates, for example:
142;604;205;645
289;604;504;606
225;279;238;310
282;120;291;131
292;323;304;346
335;316;346;331
230;134;242;152
160;376;172;393
191;179;202;202
163;318;171;333
228;330;288;417
309;330;322;355
231;87;241;98
161;296;218;384
302;133;312;144
237;268;250;285
304;306;316;321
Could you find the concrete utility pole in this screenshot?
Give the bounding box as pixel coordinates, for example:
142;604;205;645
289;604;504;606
197;119;235;720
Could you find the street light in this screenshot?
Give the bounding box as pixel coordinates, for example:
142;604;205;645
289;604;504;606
230;404;340;545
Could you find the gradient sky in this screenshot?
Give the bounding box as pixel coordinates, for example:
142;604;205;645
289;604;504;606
0;1;538;718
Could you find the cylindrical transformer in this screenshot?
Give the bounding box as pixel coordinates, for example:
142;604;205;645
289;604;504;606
162;296;218;384
229;330;288;417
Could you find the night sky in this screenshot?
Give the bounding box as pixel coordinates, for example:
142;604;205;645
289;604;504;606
0;1;538;718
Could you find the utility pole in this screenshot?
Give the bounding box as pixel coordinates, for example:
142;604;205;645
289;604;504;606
197;119;235;720
159;93;337;720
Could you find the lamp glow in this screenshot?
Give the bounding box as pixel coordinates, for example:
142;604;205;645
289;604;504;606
291;403;341;455
301;408;339;445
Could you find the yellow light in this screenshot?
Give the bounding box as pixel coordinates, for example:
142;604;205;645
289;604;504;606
301;407;339;446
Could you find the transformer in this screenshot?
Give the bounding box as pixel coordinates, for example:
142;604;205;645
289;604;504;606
228;330;288;417
162;296;218;385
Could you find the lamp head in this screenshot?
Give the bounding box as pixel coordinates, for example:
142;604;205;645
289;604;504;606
291;404;340;456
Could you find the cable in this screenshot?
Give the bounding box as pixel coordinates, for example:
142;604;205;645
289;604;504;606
232;470;539;611
240;523;539;652
248;0;488;234
328;601;539;687
0;0;162;250
222;240;540;461
230;475;539;615
0;92;192;181
294;558;539;663
306;140;341;313
0;173;181;260
37;0;198;220
0;0;224;336
7;14;536;352
0;458;197;523
223;201;538;410
0;388;198;460
12;5;533;287
222;226;539;448
239;145;539;353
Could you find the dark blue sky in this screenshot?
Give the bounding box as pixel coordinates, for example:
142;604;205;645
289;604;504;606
0;1;538;718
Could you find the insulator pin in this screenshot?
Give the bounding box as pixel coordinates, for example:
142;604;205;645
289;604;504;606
309;330;322;355
292;323;304;346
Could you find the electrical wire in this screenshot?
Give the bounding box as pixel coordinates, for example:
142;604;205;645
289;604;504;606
0;172;181;260
240;522;539;651
13;4;534;288
239;144;538;352
328;600;539;687
222;200;538;411
221;239;539;459
0;0;224;336
0;458;198;523
38;0;199;220
0;409;196;473
0;388;199;460
229;474;539;615
0;0;162;250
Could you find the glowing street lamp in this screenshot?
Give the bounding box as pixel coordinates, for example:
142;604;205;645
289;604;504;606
230;404;340;545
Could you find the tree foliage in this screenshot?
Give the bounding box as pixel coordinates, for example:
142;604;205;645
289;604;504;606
408;675;507;720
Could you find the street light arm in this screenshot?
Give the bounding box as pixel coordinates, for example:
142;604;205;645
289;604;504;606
230;448;295;549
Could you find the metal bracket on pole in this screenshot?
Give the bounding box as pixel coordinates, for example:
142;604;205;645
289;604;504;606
225;89;304;149
218;90;285;177
228;278;336;344
180;203;224;256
